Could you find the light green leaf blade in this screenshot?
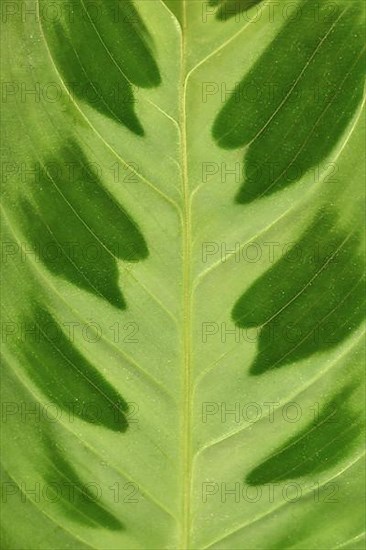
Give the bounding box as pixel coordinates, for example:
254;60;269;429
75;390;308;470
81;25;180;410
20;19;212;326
1;0;365;548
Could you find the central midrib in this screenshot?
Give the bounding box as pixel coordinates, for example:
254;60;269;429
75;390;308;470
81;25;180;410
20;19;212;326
180;1;193;548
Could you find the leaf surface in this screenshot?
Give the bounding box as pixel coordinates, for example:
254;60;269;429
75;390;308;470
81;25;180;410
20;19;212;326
1;0;365;548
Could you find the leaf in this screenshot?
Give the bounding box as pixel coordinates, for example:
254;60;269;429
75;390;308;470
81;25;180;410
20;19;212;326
232;208;365;374
21;304;129;432
18;140;148;309
1;0;365;549
43;435;124;530
212;0;365;202
246;383;363;484
40;0;161;134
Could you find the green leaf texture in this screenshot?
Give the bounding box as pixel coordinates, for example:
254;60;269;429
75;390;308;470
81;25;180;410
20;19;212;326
1;0;365;548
